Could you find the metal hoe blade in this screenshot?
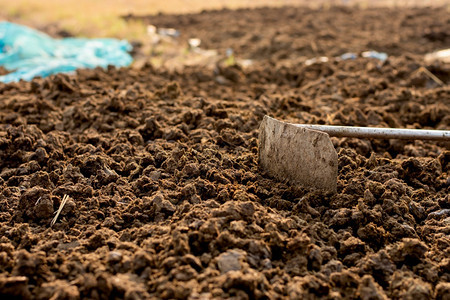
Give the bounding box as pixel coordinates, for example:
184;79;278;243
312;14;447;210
258;116;338;193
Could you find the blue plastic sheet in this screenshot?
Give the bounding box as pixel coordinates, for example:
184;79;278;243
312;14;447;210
0;22;133;83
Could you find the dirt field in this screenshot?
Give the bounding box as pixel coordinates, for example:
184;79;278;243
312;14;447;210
0;5;449;300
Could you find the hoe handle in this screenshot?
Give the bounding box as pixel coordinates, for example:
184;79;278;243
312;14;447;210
294;124;450;141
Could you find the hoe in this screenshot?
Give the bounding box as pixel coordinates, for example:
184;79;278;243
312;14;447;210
258;115;450;193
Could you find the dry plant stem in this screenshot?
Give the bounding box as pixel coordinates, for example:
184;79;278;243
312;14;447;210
51;194;69;227
413;66;445;86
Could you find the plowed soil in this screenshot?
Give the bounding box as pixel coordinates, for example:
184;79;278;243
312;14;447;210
1;5;449;300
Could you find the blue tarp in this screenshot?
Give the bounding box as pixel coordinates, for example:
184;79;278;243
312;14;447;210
0;22;133;83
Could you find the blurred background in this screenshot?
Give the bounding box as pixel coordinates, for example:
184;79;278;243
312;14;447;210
1;0;449;39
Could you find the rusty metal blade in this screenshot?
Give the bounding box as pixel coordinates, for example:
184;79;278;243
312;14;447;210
258;116;338;193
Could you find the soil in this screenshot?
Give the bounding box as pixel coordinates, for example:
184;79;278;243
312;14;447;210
1;5;449;300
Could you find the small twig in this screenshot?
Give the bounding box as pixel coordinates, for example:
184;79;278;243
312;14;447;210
35;197;42;206
413;66;444;86
51;194;69;227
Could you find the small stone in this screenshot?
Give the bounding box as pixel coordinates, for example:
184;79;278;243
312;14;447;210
151;193;176;215
409;201;426;220
149;171;161;181
107;251;122;263
216;249;246;274
133;250;153;272
182;163;200;178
